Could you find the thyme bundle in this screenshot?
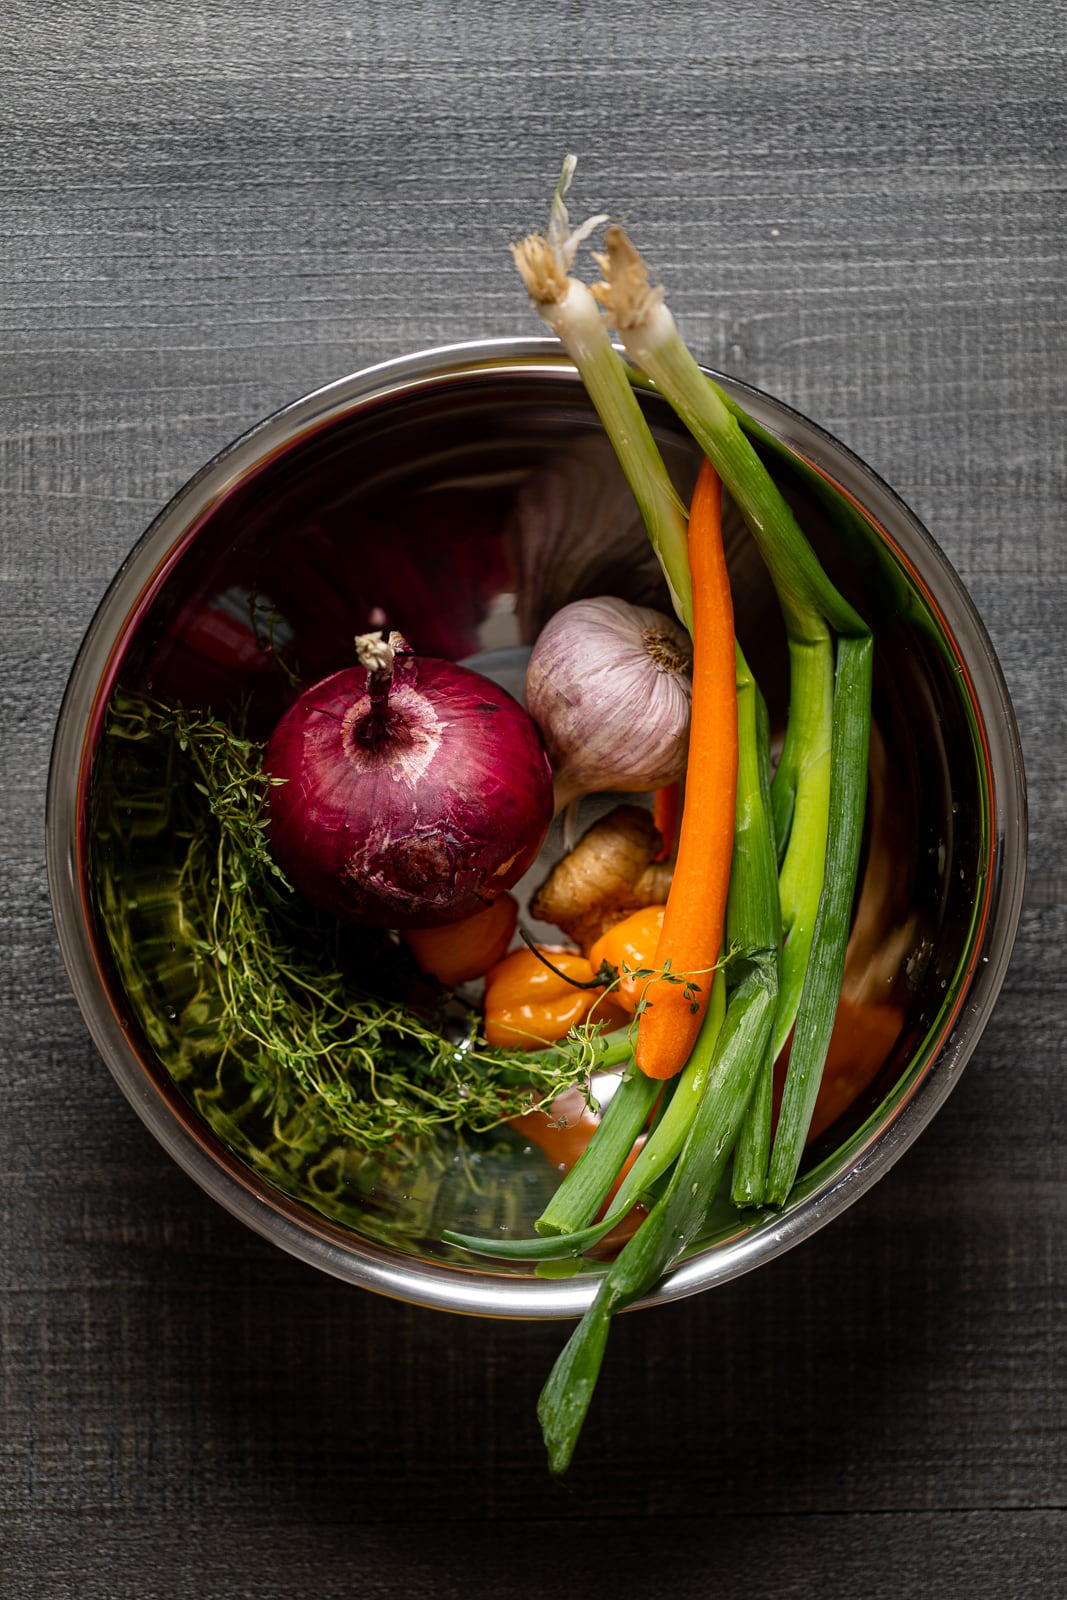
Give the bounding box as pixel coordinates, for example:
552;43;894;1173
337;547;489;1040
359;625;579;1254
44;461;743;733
92;693;603;1163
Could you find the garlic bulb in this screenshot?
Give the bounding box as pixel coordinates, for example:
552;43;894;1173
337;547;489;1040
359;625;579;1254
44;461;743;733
525;596;694;811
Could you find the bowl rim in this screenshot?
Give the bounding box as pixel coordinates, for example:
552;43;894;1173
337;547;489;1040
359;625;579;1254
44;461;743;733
46;336;1029;1318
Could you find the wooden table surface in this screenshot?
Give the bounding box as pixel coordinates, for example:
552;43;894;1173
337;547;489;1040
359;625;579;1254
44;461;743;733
4;4;1064;1595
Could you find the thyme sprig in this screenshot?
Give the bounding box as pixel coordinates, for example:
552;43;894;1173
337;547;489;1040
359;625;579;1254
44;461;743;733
94;693;607;1154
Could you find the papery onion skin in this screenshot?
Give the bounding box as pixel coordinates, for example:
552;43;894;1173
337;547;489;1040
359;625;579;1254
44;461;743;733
525;595;694;811
264;655;554;928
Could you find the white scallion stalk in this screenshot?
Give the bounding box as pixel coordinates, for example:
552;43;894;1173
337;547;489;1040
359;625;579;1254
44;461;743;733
511;158;693;632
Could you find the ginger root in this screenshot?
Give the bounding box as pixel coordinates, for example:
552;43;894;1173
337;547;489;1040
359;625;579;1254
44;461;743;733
530;804;673;953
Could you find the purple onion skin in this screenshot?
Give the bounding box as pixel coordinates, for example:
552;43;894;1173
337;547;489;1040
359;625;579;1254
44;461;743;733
263;655;554;928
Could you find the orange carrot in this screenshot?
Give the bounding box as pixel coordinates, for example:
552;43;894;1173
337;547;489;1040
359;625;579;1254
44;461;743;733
652;782;681;860
635;459;738;1079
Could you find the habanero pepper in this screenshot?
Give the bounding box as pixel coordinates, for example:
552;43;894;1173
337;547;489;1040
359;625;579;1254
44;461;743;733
402;893;518;987
482;945;630;1050
587;904;666;1015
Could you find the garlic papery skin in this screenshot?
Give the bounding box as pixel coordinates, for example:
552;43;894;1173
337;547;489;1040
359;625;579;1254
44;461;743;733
525;596;694;812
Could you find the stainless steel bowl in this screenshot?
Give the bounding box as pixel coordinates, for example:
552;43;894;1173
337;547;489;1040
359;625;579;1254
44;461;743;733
46;339;1027;1317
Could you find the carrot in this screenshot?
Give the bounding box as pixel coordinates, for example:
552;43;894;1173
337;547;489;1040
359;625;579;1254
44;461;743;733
635;459;738;1080
651;782;681;860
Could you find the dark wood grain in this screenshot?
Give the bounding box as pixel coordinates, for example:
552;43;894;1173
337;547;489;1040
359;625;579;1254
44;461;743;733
3;3;1064;1595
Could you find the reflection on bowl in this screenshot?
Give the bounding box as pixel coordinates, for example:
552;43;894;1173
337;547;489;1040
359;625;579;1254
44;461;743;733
46;340;1026;1318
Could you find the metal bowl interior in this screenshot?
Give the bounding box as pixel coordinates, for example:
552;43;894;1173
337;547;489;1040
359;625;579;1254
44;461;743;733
46;339;1027;1317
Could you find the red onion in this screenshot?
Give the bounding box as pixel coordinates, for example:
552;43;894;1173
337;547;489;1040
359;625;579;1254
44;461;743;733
264;633;554;928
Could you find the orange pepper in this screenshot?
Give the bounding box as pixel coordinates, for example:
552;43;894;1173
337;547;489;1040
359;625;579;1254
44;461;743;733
402;894;518;986
483;946;629;1050
774;998;905;1144
588;905;666;1014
